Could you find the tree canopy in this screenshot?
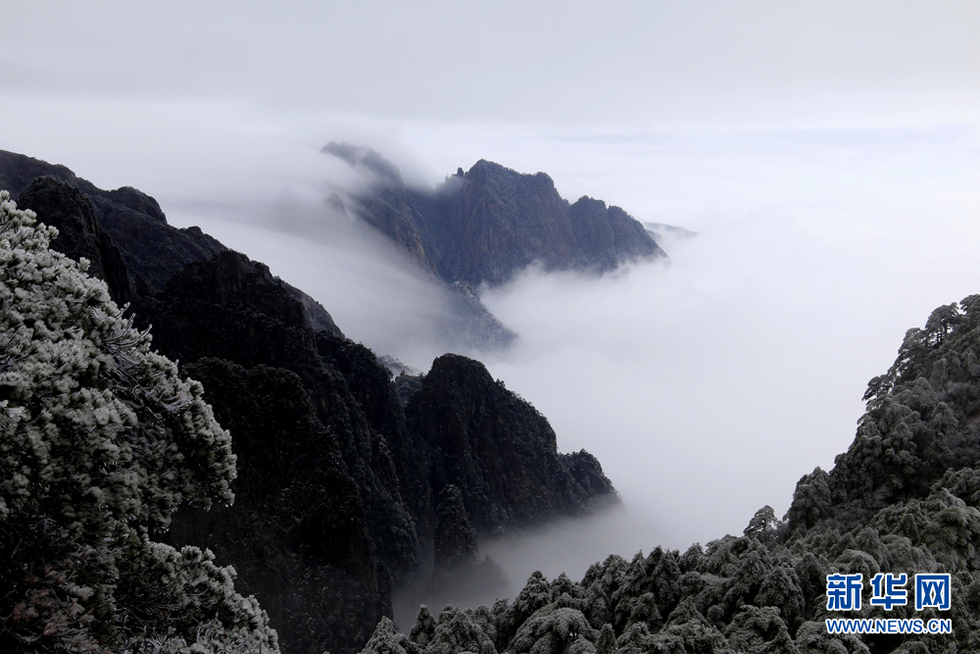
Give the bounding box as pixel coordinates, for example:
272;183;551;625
0;191;278;653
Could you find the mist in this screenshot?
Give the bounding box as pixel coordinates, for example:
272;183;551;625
391;503;665;629
147;124;980;624
168;200;463;360
161;124;980;550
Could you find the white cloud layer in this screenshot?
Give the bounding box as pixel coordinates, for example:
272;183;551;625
3;1;978;126
160;122;980;554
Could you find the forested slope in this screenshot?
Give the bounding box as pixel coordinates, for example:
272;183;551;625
0;151;617;654
362;297;980;654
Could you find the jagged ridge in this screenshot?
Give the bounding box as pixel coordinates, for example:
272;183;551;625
324;144;666;288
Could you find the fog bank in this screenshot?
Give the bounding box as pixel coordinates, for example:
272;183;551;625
167;202;466;362
160;124;980;557
392;502;666;629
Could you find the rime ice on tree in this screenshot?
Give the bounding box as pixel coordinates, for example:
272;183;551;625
0;191;278;653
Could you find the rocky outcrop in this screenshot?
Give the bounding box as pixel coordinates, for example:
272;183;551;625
0;149;83;195
324;145;666;351
326;146;667;287
405;354;617;534
433;485;480;569
0;149;341;335
0;150;224;289
568;196;661;272
87;191;226;290
15;176;136;306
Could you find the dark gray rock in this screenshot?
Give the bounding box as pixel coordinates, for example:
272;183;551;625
0;149;340;336
326;147;667;288
15;176;136;307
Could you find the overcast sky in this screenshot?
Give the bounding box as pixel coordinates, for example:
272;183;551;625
3;0;980;559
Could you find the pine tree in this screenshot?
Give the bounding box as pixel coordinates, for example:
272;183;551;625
0;191;278;653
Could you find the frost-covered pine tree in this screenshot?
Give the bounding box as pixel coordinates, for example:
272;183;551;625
0;191;278;653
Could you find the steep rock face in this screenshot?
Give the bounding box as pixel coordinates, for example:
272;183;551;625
90;191;226;290
433;485;480;569
171;359;384;654
440;161;579;286
140;251;417;565
15;176;136;306
139;252;418;654
0;149;341;335
405;354;617;533
328;147;666;287
139;251;317;364
568;196;661;271
325;146;665;349
362;188;441;274
355;180;519;349
0;149;224;289
141;252;616;654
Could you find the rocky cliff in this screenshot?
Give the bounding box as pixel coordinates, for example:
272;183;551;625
1;150;340;336
405;354;615;533
15;176;137;306
146;253;616;654
324;144;667;287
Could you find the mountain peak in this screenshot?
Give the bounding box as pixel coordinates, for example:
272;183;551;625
349;153;664;287
465;158;556;191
